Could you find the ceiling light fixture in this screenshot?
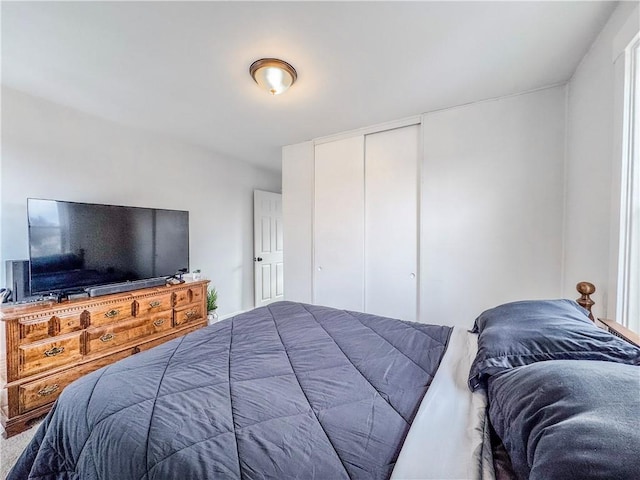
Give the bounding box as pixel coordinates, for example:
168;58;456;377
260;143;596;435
250;58;297;95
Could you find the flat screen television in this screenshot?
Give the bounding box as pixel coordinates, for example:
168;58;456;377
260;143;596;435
27;198;189;296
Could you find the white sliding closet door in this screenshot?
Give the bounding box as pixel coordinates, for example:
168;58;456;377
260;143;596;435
365;125;419;321
314;136;365;311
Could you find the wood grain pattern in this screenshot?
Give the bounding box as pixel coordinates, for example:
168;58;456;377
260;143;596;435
576;282;639;345
598;318;640;347
18;311;86;344
0;279;209;437
85;310;173;355
173;303;204;327
576;281;596;321
18;319;51;343
86;299;136;328
135;292;173;317
54;310;87;337
18;348;134;414
173;286;204;308
18;333;83;378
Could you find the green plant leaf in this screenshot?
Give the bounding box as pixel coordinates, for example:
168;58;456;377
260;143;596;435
207;287;218;311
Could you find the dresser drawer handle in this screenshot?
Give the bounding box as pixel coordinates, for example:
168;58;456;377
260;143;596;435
185;310;197;319
100;333;115;343
43;346;65;357
105;309;120;318
149;301;162;308
153;319;165;327
37;384;60;397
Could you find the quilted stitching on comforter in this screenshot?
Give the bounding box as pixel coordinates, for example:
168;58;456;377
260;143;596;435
9;301;451;480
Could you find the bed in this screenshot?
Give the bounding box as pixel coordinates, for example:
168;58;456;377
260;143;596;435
7;285;640;480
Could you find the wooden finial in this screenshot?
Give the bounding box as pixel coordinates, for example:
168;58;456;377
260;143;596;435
576;281;595;321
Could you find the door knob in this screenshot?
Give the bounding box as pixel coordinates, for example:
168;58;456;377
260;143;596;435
254;257;263;262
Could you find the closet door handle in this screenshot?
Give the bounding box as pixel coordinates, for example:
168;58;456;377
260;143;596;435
254;257;263;262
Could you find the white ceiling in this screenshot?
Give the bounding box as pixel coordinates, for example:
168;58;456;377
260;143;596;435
2;1;616;172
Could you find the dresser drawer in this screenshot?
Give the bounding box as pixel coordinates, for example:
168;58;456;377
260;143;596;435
19;310;86;344
85;310;173;355
86;300;135;328
173;303;204;327
18;333;83;377
19;371;74;413
136;322;206;353
53;310;86;336
1;280;210;438
18;348;136;414
173;286;204;308
18;318;52;343
135;292;173;316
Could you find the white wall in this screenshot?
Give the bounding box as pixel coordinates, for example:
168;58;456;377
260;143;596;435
283;86;567;328
1;87;281;318
421;86;567;326
564;1;638;320
282;141;314;303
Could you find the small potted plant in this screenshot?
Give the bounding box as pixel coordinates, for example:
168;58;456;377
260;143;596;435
207;287;218;324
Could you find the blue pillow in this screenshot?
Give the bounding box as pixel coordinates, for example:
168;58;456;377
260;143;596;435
468;299;640;390
488;360;640;480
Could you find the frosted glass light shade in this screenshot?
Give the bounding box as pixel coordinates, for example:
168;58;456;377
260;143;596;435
250;58;297;95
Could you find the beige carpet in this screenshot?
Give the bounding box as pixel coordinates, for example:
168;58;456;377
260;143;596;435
0;423;40;479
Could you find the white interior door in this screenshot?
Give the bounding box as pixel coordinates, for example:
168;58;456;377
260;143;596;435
365;125;419;321
314;136;365;311
254;190;284;307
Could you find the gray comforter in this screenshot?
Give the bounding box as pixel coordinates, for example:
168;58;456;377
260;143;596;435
9;301;451;480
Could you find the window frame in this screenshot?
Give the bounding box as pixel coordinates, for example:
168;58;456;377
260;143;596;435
617;32;640;333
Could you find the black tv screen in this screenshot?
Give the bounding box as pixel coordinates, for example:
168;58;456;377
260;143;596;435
27;198;189;295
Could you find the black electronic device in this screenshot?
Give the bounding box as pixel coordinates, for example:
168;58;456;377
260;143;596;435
86;277;167;297
5;259;29;302
27;198;189;297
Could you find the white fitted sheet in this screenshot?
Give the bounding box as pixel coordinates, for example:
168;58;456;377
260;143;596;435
391;327;493;480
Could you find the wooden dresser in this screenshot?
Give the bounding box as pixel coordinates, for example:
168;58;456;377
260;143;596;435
0;279;209;437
